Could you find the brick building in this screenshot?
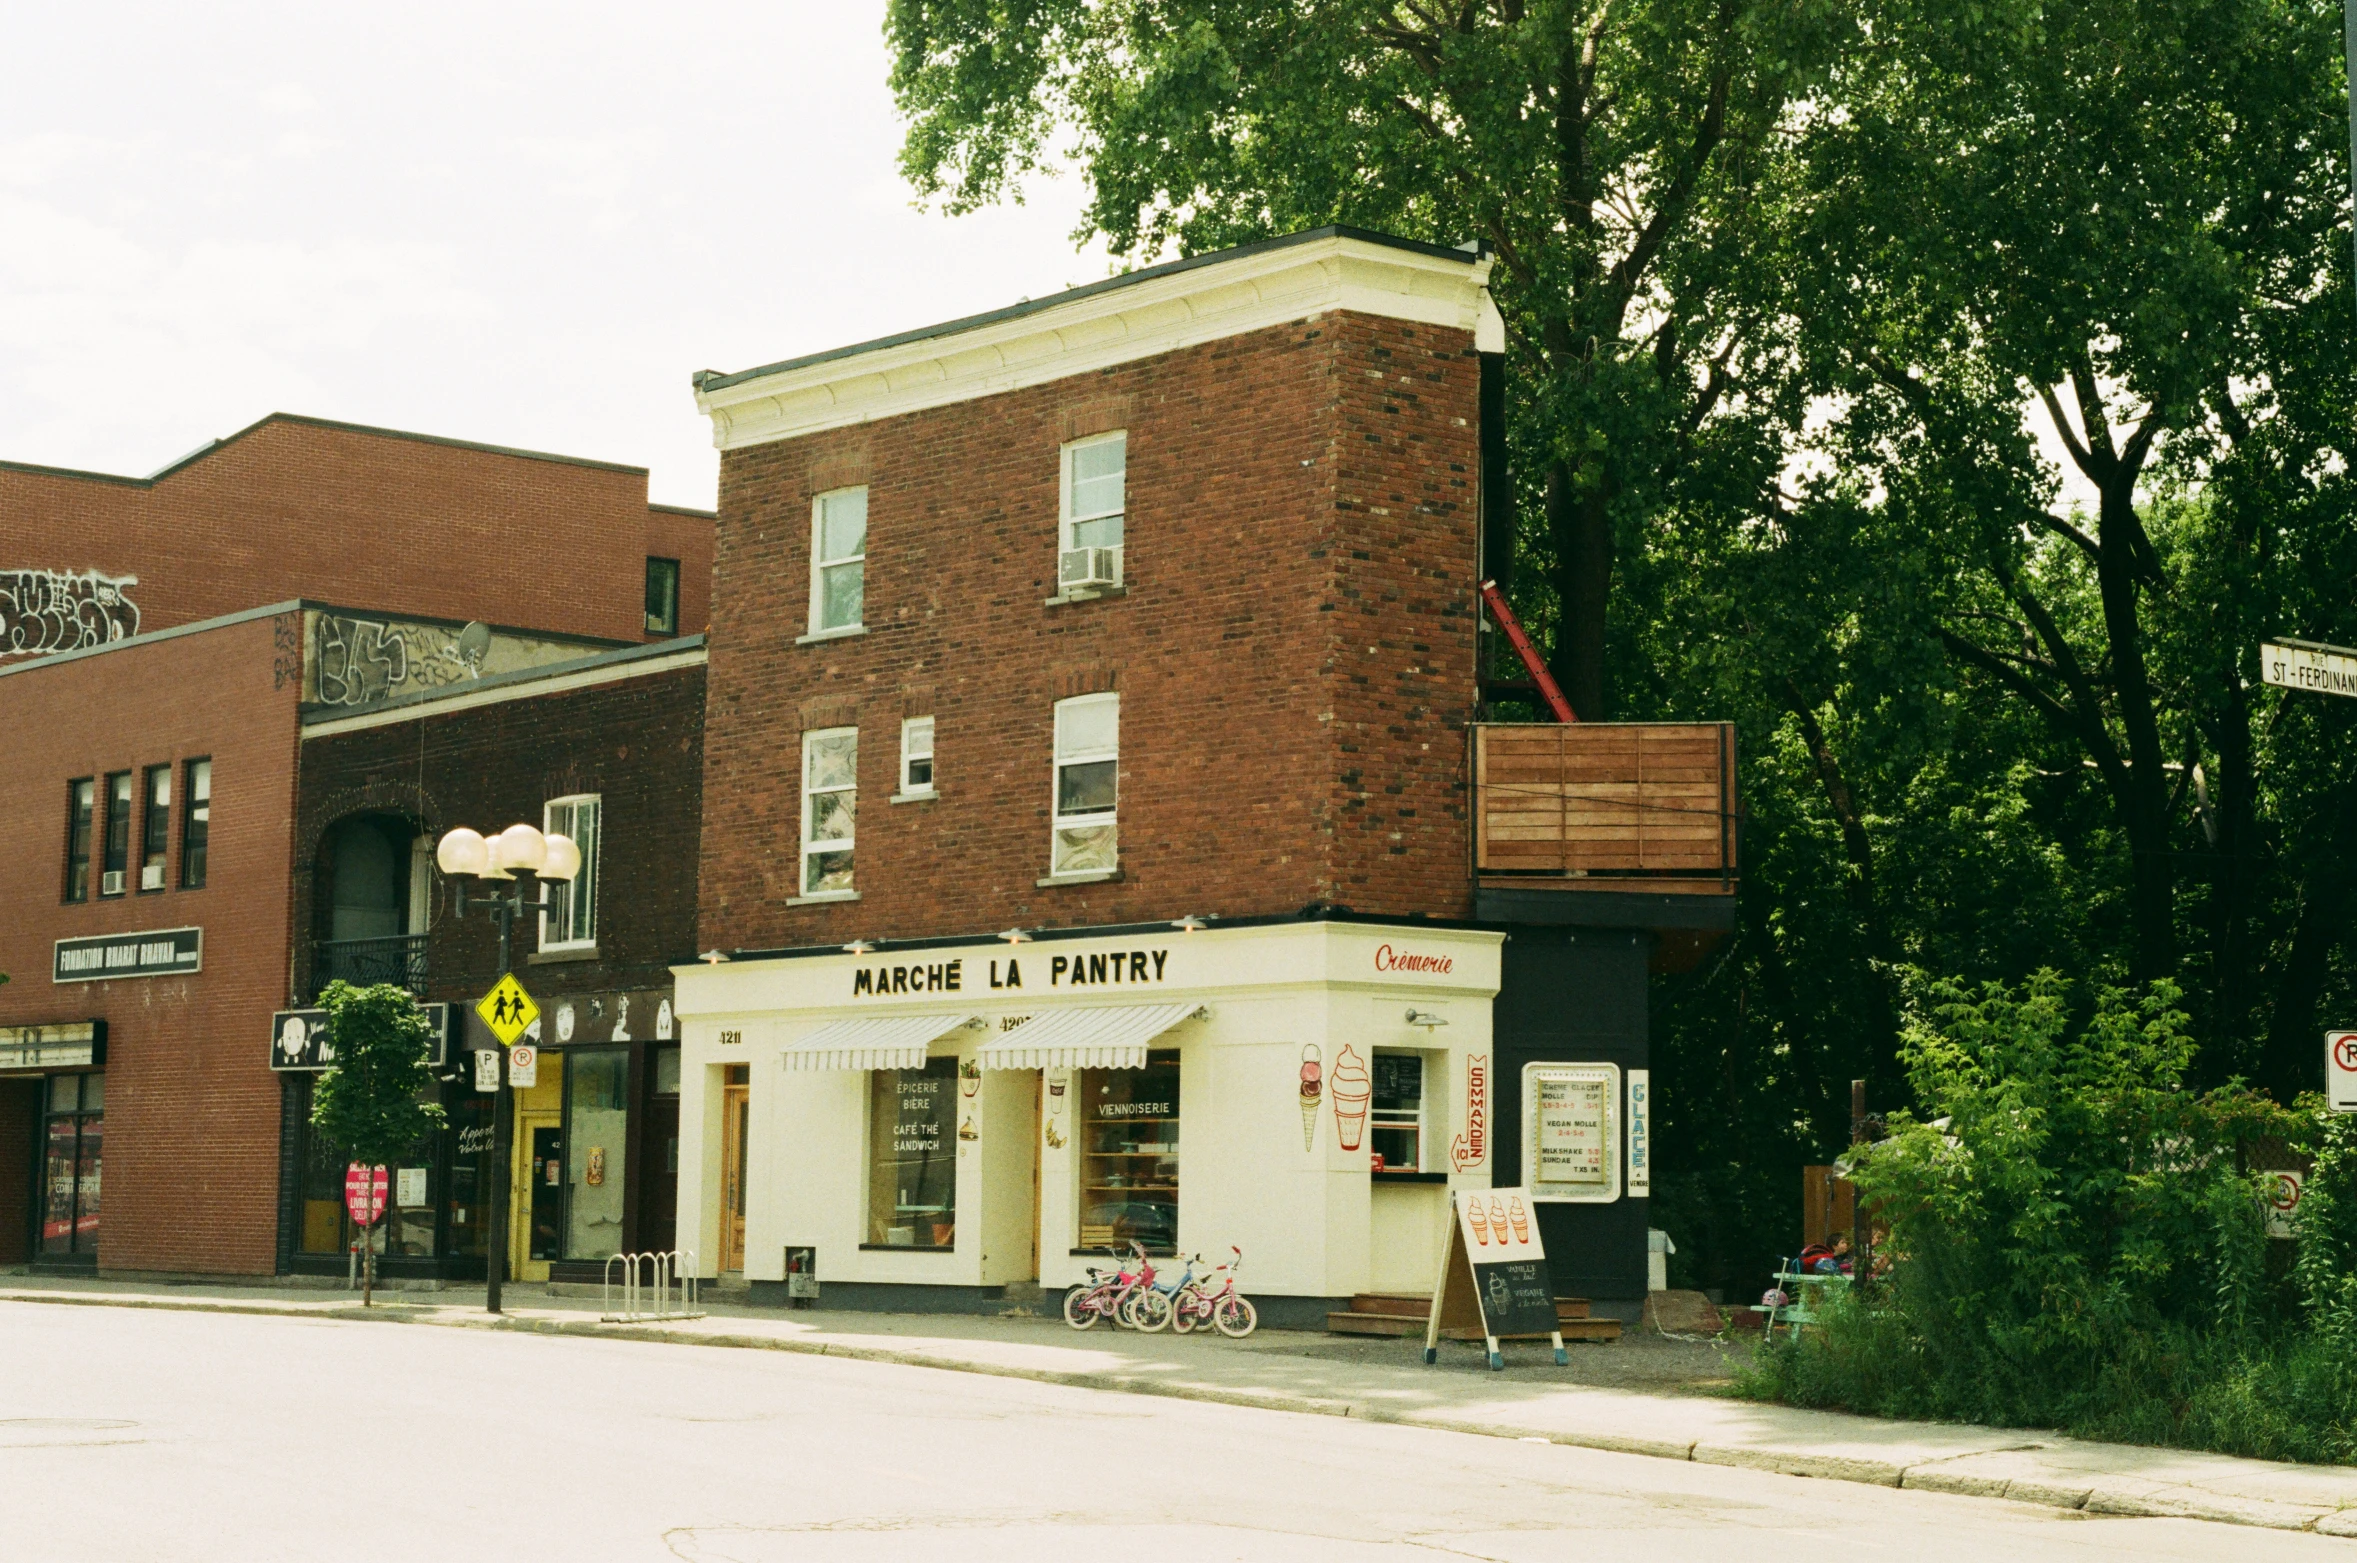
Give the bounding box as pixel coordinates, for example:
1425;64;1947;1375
672;229;1738;1324
0;418;714;1277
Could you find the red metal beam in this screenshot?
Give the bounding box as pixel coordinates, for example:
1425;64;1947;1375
1478;579;1577;723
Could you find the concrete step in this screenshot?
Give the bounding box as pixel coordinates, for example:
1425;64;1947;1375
1327;1299;1620;1341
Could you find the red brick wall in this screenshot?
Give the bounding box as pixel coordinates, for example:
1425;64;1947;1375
698;310;1480;954
0;415;711;649
647;507;716;640
0;611;300;1275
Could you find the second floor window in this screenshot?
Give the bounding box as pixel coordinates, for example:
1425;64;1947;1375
644;557;681;636
1051;693;1119;876
140;765;171;891
181;758;211;889
801;727;857;895
1060;432;1126;589
64;778;94;903
541;795;602;948
809;488;867;634
101;772;132;897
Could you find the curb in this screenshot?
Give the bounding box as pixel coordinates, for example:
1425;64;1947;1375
5;1290;2350;1537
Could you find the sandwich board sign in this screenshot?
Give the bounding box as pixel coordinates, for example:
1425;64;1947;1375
2329;1030;2357;1113
1423;1187;1568;1371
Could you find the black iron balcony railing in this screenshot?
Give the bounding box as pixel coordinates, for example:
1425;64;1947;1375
311;933;429;1000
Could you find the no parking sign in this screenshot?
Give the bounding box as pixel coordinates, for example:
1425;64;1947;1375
2329;1031;2357;1113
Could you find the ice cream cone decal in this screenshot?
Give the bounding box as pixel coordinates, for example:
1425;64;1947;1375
1507;1195;1530;1243
1467;1195;1491;1244
1298;1045;1322;1153
1331;1044;1371;1153
1488;1195;1510;1244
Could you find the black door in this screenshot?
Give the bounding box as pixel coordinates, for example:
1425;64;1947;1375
530;1127;563;1261
640;1096;679;1254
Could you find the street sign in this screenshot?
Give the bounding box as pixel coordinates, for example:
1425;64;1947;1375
2264;1170;2306;1239
2329;1030;2357;1112
475;973;540;1047
2261;640;2357;698
473;1049;500;1092
508;1044;539;1089
344;1164;388;1228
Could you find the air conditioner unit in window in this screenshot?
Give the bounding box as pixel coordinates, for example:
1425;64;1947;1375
141;864;165;891
1059;546;1120;592
101;870;126;896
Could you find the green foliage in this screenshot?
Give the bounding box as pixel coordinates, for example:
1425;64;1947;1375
1739;972;2357;1463
309;981;445;1171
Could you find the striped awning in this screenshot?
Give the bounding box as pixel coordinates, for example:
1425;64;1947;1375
780;1013;979;1071
975;1003;1208;1070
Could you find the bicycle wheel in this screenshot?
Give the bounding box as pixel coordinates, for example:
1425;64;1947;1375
1169;1290;1200;1334
1213;1294;1259;1338
1130;1288;1174;1333
1063;1285;1100;1330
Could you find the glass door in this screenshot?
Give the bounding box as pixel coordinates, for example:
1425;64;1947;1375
720;1066;749;1271
40;1075;103;1258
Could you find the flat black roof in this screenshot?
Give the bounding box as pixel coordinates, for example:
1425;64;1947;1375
692;226;1481;395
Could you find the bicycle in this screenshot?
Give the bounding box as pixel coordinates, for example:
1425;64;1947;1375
1063;1242;1155;1330
1122;1251;1197;1333
1170;1245;1257;1337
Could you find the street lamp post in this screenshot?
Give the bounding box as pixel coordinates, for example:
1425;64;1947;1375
436;821;582;1315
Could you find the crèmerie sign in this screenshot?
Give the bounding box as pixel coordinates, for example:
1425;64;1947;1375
0;1021;106;1071
54;927;201;984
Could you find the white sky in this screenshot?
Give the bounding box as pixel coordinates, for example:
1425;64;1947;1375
0;3;1108;509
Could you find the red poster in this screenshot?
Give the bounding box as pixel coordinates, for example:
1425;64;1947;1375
344;1164;389;1228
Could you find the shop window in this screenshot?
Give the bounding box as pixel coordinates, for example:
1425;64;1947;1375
564;1049;629;1260
1080;1051;1177;1253
899;716;935;797
1050;693;1118;875
139;764;170;891
808;487;867;635
294;1078;446;1259
644;556;681;635
866;1058;955;1248
180;758;210;888
800;727;857;895
1059;431;1126;589
445;1092;493;1259
540;795;602;948
63;777;93;903
99;771;132;896
652;1046;682;1096
1371;1053;1425;1172
41;1074;103;1257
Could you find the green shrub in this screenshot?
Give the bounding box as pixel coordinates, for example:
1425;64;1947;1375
1738;970;2357;1464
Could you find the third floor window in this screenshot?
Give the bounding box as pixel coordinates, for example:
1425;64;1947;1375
809;488;867;636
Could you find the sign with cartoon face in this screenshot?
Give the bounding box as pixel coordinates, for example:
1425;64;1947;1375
270;1005;451;1071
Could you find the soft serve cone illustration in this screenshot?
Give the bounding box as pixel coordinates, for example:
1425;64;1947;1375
1330;1044;1371;1152
1298;1045;1323;1152
1507;1194;1530;1243
1467;1195;1491;1244
1488;1195;1511;1245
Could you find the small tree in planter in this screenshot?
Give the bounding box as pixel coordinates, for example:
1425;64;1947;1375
311;980;445;1305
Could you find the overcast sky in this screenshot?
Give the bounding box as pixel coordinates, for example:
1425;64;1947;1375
1;3;1107;509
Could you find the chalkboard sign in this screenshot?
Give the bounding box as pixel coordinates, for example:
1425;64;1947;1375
1423;1187;1569;1370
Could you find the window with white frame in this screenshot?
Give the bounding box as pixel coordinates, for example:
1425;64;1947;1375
809;487;867;634
800;728;858;894
899;716;935;796
1050;693;1118;875
1059;433;1125;586
1371;1052;1425;1172
541;795;602;947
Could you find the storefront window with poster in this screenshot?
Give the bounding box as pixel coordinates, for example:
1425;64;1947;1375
41;1074;103;1257
564;1048;629;1259
1080;1052;1179;1252
867;1058;956;1247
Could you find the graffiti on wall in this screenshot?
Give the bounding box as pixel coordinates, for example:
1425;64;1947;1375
308;613;593;709
0;569;141;657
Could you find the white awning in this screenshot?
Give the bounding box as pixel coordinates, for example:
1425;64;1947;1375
975;1003;1208;1070
780;1013;979;1071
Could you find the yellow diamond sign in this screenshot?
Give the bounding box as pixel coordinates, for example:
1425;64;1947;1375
475;973;540;1047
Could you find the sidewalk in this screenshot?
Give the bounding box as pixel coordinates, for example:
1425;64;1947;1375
5;1272;2353;1539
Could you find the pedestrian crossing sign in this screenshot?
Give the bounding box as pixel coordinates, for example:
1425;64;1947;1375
476;974;540;1047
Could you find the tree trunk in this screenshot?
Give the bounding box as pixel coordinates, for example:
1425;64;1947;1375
2094;490;2174;981
1546;457;1613;720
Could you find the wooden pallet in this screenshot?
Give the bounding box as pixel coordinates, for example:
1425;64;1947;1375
1327;1293;1622;1342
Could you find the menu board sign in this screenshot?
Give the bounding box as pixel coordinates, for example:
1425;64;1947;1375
1422;1186;1570;1371
1522;1062;1622;1202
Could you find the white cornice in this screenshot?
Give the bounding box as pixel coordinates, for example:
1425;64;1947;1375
695;233;1499;452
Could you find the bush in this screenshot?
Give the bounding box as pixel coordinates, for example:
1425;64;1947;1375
1738;970;2357;1464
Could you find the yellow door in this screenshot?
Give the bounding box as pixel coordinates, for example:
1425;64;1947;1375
510;1056;565;1282
721;1079;749;1272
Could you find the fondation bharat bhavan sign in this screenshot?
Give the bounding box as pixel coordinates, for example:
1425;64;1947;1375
54;927;202;983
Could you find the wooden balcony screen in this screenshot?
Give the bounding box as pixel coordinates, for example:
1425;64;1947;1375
1474;722;1737;884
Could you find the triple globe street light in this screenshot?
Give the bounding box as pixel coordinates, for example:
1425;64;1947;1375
436;820;581;1315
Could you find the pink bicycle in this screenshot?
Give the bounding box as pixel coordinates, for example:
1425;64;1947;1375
1169;1246;1257;1337
1063;1242;1161;1330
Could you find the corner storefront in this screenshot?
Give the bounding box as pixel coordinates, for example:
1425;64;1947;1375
672;918;1508;1324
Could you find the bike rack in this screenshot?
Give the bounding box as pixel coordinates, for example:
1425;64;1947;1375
600;1249;705;1323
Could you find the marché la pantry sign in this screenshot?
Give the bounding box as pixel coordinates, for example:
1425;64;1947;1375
851;947;1174;998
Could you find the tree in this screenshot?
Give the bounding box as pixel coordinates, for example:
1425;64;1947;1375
888;0;1852;716
310;981;444;1305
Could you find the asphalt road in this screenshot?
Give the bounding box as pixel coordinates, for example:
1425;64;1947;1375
0;1303;2343;1562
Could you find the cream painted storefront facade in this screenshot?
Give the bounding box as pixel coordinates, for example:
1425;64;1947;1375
672;919;1503;1311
